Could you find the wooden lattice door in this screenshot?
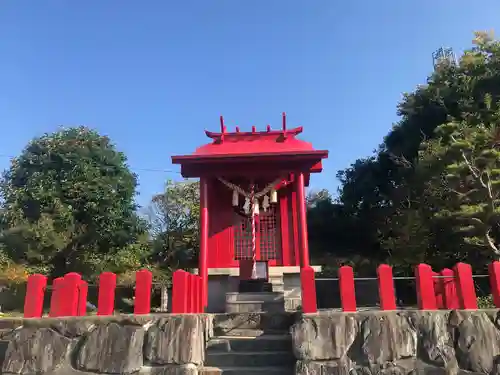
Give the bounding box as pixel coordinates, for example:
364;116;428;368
233;206;281;261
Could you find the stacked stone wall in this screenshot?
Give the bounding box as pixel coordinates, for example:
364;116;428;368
0;315;211;375
291;310;500;375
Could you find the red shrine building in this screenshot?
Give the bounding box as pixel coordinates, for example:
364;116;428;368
171;114;328;312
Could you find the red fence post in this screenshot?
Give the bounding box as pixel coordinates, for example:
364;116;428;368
339;266;356;312
24;274;47;318
193;276;200;313
197;276;203;313
63;272;82;317
415;264;437;310
440;268;459;309
377;264;397;311
433;271;444;309
187;274;194;313
300;266;317;313
134;269;153;315
97;272;117;316
454;262;477;310
78;280;88;316
49;277;65;317
172;270;189;313
489;261;500;308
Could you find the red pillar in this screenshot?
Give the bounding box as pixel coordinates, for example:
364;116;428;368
197;276;203;313
186;274;193;313
63;272;82;317
134;269;153;315
49;277;64;317
199;178;209;310
377;264;397;311
193;275;201;313
489;261;500;308
415;264;437;310
78;280;88;316
339;266;356;312
433;271;444;309
24;274;47;318
300;266;317;313
97;272;117;316
454;262;477;310
172;270;189;313
296;172;310;268
440;268;459;309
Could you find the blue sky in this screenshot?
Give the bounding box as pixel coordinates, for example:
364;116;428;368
1;1;499;208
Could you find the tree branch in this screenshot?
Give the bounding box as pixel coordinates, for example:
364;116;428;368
451;135;488;188
486;228;500;258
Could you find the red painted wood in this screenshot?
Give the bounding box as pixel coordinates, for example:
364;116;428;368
297;173;310;268
171;122;326;159
194;276;201;313
199;178;209;308
279;191;290;266
78;280;88;316
207;182;238;268
172;119;330;273
489;261;500;308
172;270;189;313
339;266;356;312
207;178;296;269
440;269;459;309
454;262;478;310
291;188;300;266
24;274;47;318
433;271;444;309
187;274;194;313
134;269;153;315
63;273;82;317
198;279;205;313
415;264;437;310
179;160;323;179
300;266;317;313
97;272;117;316
377;264;397;311
49;277;65;317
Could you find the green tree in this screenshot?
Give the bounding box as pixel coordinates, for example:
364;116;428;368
0;127;147;277
147;179;200;272
420;111;500;257
332;31;500;270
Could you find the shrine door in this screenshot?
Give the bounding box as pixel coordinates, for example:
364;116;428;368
233;206;281;265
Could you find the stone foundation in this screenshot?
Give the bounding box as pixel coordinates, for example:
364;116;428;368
291;309;500;375
0;315;211;375
3;310;500;374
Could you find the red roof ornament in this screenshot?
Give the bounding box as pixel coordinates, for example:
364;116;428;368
171;113;328;178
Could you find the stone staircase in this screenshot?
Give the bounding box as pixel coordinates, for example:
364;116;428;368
200;312;296;375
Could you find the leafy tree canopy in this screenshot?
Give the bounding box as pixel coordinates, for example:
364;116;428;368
311;31;500;273
0;126;147;277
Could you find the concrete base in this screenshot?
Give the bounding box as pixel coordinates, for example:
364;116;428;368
194;266;322;313
225;292;285;313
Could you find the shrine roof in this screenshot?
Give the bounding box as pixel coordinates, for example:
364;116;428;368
171;114;329;164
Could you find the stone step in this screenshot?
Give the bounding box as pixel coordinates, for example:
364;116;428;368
225;300;285;313
207;334;292;353
205;351;295;368
226;292;285;303
200;366;294;375
212;312;295;335
214;328;288;337
271;283;284;292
